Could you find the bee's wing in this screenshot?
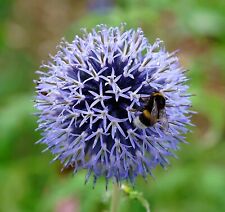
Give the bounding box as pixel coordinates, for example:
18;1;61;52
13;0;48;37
150;99;158;118
159;109;169;131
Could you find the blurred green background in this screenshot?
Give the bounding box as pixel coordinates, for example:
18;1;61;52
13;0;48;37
0;0;225;211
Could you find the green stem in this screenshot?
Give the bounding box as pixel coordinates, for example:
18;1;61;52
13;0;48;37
137;196;151;212
110;183;121;212
121;184;150;212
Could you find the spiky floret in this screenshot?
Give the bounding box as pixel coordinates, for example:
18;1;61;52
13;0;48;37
35;24;193;186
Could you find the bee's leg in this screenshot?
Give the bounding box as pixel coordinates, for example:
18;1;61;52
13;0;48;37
130;105;144;112
129;108;137;112
140;96;149;103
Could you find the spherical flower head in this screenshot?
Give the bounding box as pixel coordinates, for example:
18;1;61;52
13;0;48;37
35;24;193;186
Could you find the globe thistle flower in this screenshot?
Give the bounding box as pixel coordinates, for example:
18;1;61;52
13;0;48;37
35;24;192;186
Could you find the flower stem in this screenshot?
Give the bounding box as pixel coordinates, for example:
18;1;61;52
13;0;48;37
110;183;121;212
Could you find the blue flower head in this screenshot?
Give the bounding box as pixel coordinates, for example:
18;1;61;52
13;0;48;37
35;24;192;186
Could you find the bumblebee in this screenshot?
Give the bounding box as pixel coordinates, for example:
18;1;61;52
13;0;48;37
134;91;168;130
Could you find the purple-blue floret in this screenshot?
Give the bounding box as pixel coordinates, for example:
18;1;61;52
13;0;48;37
35;24;193;186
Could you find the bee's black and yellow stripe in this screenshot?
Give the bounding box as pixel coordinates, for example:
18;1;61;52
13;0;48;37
138;92;166;127
150;92;165;110
139;109;152;126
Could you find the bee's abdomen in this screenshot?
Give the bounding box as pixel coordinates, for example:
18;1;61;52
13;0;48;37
139;110;151;126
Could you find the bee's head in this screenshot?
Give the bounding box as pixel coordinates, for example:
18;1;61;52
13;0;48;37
153;93;166;109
